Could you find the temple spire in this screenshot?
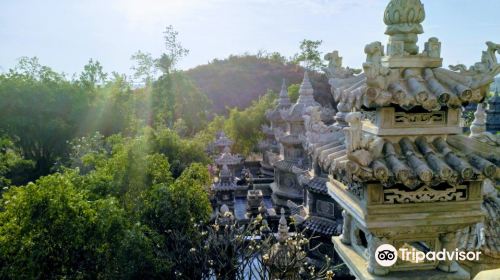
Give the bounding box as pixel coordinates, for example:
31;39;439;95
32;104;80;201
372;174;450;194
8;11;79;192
278;78;291;107
297;71;316;106
277;208;289;243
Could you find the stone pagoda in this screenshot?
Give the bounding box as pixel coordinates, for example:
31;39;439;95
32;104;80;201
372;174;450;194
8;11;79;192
213;131;233;154
270;72;320;212
212;145;242;209
321;0;499;279
260;79;292;177
212;164;237;209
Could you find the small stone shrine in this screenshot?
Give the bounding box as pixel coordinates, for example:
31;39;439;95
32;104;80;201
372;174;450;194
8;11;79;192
212;143;242;209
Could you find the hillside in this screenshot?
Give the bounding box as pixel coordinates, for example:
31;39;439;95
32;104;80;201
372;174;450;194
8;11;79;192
184;55;335;115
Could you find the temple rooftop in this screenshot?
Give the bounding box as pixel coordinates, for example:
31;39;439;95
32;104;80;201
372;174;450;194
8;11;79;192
327;0;499;113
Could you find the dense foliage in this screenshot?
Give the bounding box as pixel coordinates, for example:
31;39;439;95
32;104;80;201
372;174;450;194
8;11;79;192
0;138;33;189
0;131;212;279
224;90;277;155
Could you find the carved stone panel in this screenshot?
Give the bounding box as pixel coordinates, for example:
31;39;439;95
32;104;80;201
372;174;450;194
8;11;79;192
384;185;467;204
316;200;335;217
393;111;446;127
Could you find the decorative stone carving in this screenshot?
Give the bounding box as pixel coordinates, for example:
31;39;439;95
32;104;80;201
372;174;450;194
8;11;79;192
471;103;487;136
384;185;467;204
266;151;281;166
470;103;500;146
424;37;441;58
364;42;390;90
302;106;341;156
394;111;446;126
316;200;335;216
384;0;425;55
324;50;362;79
344;112;362;153
449;41;500;87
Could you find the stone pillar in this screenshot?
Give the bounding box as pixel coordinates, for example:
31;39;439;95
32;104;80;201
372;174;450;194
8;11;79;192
437;232;459;273
340;210;352;244
367;233;390;276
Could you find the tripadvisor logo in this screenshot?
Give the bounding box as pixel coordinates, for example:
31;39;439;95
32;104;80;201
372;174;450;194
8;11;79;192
375;244;398;267
375;244;481;267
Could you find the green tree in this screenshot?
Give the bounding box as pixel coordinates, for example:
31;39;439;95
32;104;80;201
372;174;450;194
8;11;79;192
293;39;325;71
158;25;189;75
79;58;108;89
0;137;33;190
74;134;173;214
150;127;209;177
130;50;158;84
287;83;300;103
0;59;90;180
0;172;126;279
88;74;135;136
170;72;211;135
224;90;277;155
142;163;211;235
141;163;212;279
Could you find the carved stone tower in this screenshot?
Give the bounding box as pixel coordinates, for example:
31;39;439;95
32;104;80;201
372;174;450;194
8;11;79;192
322;0;499;279
270;72;320;212
260;79;292;177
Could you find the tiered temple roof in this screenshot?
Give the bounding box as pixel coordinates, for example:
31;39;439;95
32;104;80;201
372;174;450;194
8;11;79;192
324;134;498;189
212;164;237;192
320;0;500;190
215;146;242;166
304;176;328;195
303;216;339;236
214;132;233;149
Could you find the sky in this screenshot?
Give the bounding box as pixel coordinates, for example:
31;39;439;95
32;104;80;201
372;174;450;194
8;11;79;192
1;0;499;78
